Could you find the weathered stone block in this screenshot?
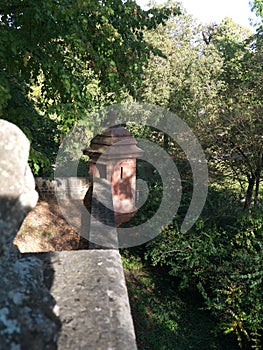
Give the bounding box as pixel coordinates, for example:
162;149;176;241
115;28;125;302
35;177;90;200
35;250;137;350
0;255;60;350
0;119;38;257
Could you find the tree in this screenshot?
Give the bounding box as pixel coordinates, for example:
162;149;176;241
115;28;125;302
0;0;180;174
205;18;262;207
250;0;263;21
135;9;263;348
138;13;223;118
136;10;225;169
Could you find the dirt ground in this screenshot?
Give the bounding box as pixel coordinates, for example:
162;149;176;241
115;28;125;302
14;198;82;253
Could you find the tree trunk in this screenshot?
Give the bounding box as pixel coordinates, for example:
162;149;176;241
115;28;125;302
244;175;255;209
254;152;262;206
163;133;169;151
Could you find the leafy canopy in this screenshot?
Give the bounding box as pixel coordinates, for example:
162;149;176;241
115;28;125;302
0;0;180;174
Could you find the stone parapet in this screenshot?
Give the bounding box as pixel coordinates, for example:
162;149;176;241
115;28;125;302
35;250;137;350
0;250;137;350
35;177;90;199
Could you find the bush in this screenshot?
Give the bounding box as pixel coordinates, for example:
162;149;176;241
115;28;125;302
145;204;263;349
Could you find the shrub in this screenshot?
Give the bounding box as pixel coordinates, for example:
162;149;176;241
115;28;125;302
145;207;263;349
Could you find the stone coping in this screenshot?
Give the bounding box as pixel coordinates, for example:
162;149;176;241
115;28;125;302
32;249;137;350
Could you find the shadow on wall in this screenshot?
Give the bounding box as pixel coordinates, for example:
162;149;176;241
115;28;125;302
0;195;62;350
0;119;61;349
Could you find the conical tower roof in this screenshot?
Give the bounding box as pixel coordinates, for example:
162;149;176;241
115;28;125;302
83;125;143;160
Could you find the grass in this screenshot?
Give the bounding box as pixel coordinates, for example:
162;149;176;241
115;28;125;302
122;250;238;350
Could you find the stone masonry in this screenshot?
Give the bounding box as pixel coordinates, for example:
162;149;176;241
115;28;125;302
0;119;137;349
35;250;137;350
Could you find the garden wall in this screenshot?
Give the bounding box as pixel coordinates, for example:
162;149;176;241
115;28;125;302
35;177;89;199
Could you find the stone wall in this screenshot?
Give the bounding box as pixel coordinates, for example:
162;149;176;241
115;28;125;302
35;177;90;199
0;119;38;257
35;250;137;350
0;120;137;349
0;119;59;349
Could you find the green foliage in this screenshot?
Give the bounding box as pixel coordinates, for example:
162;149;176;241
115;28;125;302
29;148;52;177
202;19;262;208
144;193;263;349
0;0;180;175
121;252;238;349
140;9;262;208
138;12;224;123
250;0;263;19
129;10;263;348
212;210;263;349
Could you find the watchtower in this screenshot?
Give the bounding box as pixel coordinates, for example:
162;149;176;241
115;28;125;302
83;125;143;226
